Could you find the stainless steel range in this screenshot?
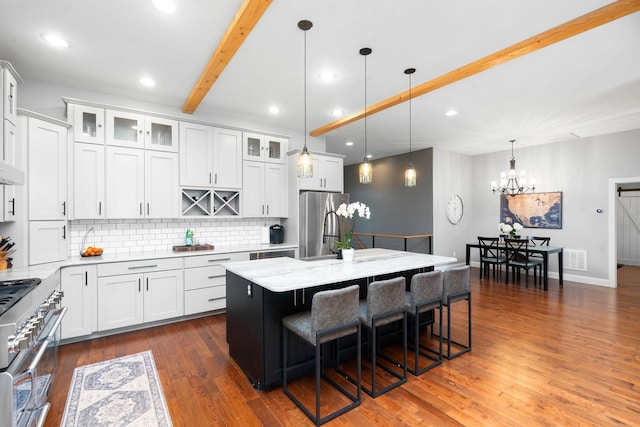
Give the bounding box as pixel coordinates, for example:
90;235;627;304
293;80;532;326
0;272;66;427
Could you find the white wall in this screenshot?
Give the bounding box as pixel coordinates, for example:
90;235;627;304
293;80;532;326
470;129;640;286
432;147;473;263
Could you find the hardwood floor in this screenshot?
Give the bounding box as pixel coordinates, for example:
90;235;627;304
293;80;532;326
44;266;640;426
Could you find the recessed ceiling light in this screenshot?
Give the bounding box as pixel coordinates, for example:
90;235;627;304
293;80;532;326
445;109;458;117
153;0;176;13
139;76;156;87
331;109;343;117
42;33;69;48
319;71;336;81
345;141;354;146
269;105;280;114
366;154;372;159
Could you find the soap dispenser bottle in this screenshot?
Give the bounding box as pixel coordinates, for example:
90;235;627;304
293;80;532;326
185;229;193;246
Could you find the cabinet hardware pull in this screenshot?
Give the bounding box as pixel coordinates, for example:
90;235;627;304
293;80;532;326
98;123;102;128
62;201;66;216
85;271;88;286
146;277;149;291
62;225;66;239
128;265;158;270
147;203;150;215
139;203;143;215
266;205;269;215
214;173;218;185
98;201;102;215
209;173;212;184
208;258;230;263
9;198;15;215
262;205;264;215
138;278;141;292
207;298;216;302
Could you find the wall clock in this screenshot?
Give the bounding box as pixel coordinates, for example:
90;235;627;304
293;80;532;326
446;194;464;224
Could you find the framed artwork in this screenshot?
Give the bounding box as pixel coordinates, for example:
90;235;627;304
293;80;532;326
500;191;562;229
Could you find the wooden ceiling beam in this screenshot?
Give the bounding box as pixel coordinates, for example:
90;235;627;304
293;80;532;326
310;0;640;137
182;0;272;114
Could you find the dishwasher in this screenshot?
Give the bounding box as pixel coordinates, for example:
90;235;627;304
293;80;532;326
249;249;296;260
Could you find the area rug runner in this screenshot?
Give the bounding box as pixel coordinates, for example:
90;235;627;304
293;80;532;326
61;350;172;426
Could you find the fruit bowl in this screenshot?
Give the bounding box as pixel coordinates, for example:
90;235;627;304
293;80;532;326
80;246;103;257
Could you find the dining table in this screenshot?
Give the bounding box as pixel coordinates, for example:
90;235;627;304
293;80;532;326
465;242;563;291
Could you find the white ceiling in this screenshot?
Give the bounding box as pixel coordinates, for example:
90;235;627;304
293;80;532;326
1;0;639;165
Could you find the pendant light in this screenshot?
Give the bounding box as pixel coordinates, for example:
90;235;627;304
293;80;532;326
359;47;373;184
296;20;313;178
404;67;416;187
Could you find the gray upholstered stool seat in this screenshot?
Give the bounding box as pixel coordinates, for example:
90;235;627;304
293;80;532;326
356;276;407;397
442;265;472;359
282;284;361;426
405;270;443;375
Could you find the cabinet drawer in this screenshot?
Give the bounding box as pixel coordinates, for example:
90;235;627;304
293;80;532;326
184;287;226;315
184;267;226;291
98;257;183;277
184;251;248;268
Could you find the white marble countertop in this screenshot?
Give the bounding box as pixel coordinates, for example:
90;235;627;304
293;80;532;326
223;248;457;292
0;243;297;282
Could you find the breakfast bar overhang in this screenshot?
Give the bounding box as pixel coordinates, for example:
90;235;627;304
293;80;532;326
224;248;456;390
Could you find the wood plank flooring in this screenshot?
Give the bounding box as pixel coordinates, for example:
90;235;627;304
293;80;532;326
44;266;640;426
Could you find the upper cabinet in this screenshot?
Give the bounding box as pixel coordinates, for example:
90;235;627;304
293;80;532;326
106;109;178;152
179;123;242;189
72;104;105;144
243;132;285;164
1;61;20;125
289;150;344;193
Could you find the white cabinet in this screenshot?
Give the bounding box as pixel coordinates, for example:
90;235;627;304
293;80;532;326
296;153;344;192
183;252;248;315
27;117;68;220
105;147;178;218
73;143;105;219
106;110;178;152
28;220;67;264
243;132;285;164
1;120;17;221
180;123;242;189
61;265;97;339
242;161;286;218
97;258;184;331
71;104;105;144
1;61;20;125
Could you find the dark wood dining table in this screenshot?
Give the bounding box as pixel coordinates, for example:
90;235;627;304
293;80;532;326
465;242;563;291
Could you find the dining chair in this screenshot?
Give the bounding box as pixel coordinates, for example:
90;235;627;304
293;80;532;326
529;236;550;285
477;236;507;280
505;238;543;287
282;284;361;425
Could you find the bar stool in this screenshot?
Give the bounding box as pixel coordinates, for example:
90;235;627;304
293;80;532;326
358;276;407;397
282;284;361;426
405;270;443;375
442;266;471;359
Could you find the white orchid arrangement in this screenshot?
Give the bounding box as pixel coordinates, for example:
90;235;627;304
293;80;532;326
499;222;523;238
335;201;371;250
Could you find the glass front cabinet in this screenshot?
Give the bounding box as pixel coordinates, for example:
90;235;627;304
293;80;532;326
106;109;178;152
242;132;285;164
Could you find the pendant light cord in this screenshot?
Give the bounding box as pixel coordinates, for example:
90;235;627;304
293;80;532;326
408;72;412;163
364;52;367;160
303;29;307;150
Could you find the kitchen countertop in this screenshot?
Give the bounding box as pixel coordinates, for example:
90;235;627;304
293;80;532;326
0;243;297;281
223;248;457;292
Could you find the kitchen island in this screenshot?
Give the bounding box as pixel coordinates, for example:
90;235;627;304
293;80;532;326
224;248;456;390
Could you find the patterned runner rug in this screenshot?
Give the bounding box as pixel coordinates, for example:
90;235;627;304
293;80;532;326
61;350;172;426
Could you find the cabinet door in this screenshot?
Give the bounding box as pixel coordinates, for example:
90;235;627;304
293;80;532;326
298;156;323;191
263;136;286;164
145;151;178;218
27;118;67;220
179;122;212;187
73;143;105;219
97;273;144;331
243;132;264;162
2;66;18;125
72;105;104;144
106;146;144;218
212;127;242;189
61;265;97;339
143;269;184;322
242;161;264;217
28;220;67;265
264;163;286;217
321;156;344;192
106;110;144;148
1;121;17;222
145;116;178;152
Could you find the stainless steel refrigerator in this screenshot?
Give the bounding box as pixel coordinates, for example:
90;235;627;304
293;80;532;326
299;191;350;258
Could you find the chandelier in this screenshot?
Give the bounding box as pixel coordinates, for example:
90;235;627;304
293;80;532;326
491;139;535;196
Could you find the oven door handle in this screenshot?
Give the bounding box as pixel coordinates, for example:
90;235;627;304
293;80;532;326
44;307;67;341
34;402;51;427
12;340;48;383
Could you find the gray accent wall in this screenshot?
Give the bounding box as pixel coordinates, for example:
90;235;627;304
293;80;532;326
344;148;433;253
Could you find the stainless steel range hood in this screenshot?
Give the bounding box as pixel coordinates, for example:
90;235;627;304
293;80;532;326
0;160;23;185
